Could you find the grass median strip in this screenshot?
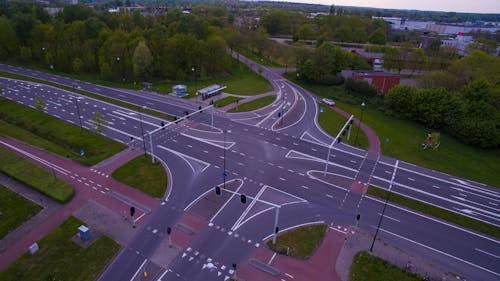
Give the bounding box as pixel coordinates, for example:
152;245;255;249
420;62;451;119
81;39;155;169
112;155;167;198
349;251;424;281
0;97;125;166
213;96;243;107
228;95;275;112
0;216;120;281
0;70;174;121
367;186;500;238
267;224;327;259
317;104;369;149
0;146;74;203
0;185;42;240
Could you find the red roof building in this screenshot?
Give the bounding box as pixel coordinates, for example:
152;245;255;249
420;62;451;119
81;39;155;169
351;70;400;94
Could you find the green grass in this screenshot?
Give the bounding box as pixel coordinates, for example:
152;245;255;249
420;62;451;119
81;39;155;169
318;104;369;150
0;70;174;121
368;186;500;238
267;224;327;259
0;216;120;281
213;96;243;107
349;251;424;281
0;185;42;240
0;146;74;203
228;95;275;113
0;97;125;166
285;73;500;188
112;155;167;198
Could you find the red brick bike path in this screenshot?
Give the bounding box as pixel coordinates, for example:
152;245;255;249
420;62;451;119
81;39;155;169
0;137;160;271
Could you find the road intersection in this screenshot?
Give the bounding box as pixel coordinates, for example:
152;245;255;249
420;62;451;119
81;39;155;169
0;60;499;281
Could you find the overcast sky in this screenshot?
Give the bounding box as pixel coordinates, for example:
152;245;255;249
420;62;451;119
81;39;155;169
283;0;500;14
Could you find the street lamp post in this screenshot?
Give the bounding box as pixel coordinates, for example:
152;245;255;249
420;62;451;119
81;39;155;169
370;160;399;252
223;129;229;190
191;67;197;96
354;101;366;146
138;106;147;158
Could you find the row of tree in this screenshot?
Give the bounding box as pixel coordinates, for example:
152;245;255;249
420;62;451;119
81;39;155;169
386;51;500;148
0;3;234;82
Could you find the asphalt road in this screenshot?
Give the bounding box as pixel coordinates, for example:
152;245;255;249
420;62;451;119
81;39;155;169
0;62;499;281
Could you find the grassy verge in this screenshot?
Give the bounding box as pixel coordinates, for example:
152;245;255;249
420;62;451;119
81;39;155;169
368;186;500;238
318;104;369;150
213;96;243;107
267;224;327;259
0;70;174;121
0;97;125;166
235;49;283;67
112;155;167;198
0;146;74;203
0;185;42;239
228;95;275;113
0;216;120;281
284;73;500;187
349;251;424;281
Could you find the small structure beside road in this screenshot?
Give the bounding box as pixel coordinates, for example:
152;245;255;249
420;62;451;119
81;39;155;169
345;70;400;94
198;84;227;100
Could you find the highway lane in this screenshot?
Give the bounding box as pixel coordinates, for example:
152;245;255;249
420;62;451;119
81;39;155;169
2;68;500;280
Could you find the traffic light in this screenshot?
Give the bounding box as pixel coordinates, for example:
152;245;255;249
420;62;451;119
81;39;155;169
161;121;165;128
278;112;281;117
232;263;237;270
215;186;221;195
240;194;247;204
167;227;172;235
342;130;347;136
337;138;341;143
129;206;135;217
198;105;202;111
357;214;361;221
275;226;279;233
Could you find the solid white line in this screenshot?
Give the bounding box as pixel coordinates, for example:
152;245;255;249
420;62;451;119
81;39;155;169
133;212;146;223
157;145;210;173
326;194;334;199
130;259;148;281
285;273;294;278
378;212;400;222
379;228;500;277
302;185;309;189
268;252;277;265
232;185;267;231
262;221;324;241
210;181;245;223
475;248;500;259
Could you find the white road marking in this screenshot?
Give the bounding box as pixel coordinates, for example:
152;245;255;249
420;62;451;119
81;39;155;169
378;213;400;222
302;185;309;189
475;248;500;259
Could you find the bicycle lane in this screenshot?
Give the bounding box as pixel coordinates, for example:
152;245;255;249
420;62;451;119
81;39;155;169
0;137;160;271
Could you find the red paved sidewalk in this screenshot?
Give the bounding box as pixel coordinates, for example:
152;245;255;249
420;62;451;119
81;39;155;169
330;105;381;153
0;137;160;270
237;227;345;281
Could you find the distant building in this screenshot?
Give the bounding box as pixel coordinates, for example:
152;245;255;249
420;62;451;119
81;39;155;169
441;33;474;56
351;71;400;94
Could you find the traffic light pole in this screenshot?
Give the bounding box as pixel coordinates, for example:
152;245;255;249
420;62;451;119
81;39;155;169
149;132;155;164
324;115;354;176
272;206;280;245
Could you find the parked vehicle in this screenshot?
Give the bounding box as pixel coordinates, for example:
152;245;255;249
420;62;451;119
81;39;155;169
321;98;335;106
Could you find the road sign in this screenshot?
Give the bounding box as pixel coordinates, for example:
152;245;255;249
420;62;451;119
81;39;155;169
50;64;54;70
80;149;85;156
385;137;390;143
320;107;324;113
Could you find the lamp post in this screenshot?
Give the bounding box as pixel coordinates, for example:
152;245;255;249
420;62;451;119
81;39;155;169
191;67;197;96
370;160;399;252
354;101;366;146
223;129;229;190
138;106;147;158
74;97;83;130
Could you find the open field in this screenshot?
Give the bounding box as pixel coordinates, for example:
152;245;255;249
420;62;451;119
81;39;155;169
0;146;74;203
228;95;275;113
317;104;369;150
0;216;120;281
267;224;327;259
112;155;168;198
0;97;125;166
368;186;500;238
0;185;42;240
284;74;500;187
349;251;424;281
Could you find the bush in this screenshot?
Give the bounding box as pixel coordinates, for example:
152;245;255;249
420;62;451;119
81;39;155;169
344;78;377;97
317;74;345;85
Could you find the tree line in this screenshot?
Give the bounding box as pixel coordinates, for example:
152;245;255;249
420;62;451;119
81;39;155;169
386;51;500;148
0;3;233;82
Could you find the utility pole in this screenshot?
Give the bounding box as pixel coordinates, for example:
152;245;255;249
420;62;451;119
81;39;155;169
149;132;155;164
139;106;147;158
355;101;366;146
370;160;399;252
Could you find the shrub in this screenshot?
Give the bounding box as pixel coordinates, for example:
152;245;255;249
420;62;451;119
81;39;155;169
344;78;377;97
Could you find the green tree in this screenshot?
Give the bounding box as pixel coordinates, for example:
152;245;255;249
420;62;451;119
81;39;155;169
382;48;402;72
369;28;387;45
100;62;112;80
91;111;107;133
19;46;31;62
132;41;153;79
34;95;46;111
296;24;314;41
0;17;19;60
260;10;291;35
386;85;417;118
72;58;83;73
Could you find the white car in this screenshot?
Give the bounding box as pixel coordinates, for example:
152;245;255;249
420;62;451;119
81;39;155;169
321;98;335;106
